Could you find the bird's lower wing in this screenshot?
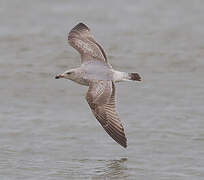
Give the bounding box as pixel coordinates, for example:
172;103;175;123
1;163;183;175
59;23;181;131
86;80;127;148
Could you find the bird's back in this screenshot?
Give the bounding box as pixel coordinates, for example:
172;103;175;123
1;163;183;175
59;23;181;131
81;60;114;81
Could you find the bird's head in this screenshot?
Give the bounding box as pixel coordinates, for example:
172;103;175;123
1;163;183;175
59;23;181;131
55;69;75;80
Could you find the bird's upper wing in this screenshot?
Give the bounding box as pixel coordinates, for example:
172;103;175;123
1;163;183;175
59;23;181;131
86;80;127;148
68;23;108;63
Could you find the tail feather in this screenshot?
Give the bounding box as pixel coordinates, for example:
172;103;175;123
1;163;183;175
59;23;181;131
128;73;141;81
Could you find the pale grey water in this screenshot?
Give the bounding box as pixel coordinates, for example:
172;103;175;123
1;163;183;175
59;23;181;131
1;0;204;179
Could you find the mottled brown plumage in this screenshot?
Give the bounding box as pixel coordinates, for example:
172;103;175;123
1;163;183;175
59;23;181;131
56;23;141;148
68;23;108;63
68;23;127;148
86;81;127;148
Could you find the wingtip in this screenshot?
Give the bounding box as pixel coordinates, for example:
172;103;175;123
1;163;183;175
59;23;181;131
121;140;127;148
123;144;127;148
73;22;90;31
78;22;87;26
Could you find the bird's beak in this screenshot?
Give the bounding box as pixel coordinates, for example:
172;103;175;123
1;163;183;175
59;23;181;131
55;74;64;79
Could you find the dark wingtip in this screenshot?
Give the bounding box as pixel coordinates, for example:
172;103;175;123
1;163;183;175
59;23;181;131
118;137;127;148
78;22;87;26
73;22;90;31
123;143;127;148
122;139;127;148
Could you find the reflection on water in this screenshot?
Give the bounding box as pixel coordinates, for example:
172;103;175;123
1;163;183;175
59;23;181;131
49;158;128;179
93;158;128;179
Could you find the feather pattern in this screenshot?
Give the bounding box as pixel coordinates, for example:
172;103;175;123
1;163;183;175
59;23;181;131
86;80;127;148
68;23;108;63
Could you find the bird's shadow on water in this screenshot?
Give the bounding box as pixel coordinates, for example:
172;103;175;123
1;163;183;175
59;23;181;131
91;157;128;179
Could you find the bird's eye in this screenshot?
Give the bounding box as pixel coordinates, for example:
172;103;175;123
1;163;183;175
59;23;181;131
66;72;72;75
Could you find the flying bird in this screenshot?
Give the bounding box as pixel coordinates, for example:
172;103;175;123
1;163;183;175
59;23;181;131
55;23;141;148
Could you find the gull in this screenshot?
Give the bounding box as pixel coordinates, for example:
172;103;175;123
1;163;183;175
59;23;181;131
55;23;141;148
